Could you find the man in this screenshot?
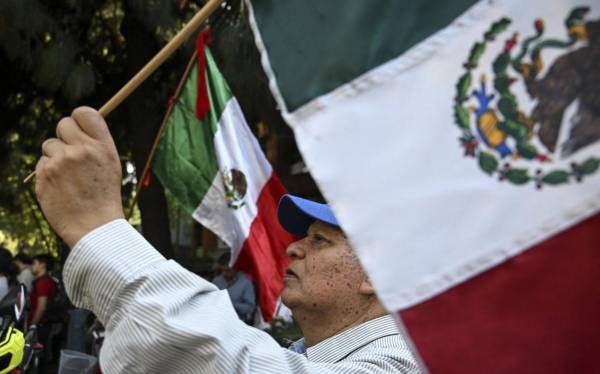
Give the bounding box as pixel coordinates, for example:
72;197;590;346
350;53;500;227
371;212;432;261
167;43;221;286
212;253;256;324
30;254;56;327
30;254;56;371
14;252;34;291
34;107;421;373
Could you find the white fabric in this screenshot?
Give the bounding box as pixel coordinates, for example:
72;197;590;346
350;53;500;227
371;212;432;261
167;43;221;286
0;276;9;301
193;98;272;263
248;0;600;310
63;219;421;373
17;267;34;292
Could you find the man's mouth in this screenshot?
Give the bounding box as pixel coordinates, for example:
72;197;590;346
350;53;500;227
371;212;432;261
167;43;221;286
285;268;298;279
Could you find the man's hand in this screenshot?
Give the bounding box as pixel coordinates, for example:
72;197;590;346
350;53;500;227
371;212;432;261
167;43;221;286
35;107;124;247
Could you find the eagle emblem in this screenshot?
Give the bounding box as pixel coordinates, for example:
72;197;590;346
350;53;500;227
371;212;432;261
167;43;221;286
454;6;600;188
222;168;247;209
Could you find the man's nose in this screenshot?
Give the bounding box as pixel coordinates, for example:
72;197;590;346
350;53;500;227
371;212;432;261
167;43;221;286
286;239;306;259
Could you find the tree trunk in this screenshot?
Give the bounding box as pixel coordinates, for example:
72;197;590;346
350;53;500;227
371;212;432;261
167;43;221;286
122;9;174;258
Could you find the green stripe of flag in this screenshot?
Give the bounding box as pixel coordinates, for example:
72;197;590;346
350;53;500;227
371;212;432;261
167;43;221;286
252;0;477;111
153;50;233;214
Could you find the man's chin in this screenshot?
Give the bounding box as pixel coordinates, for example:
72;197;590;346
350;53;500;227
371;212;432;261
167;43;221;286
280;287;300;308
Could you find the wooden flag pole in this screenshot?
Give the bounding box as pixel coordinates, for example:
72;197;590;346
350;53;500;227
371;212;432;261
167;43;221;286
98;0;222;117
23;0;223;183
126;49;198;220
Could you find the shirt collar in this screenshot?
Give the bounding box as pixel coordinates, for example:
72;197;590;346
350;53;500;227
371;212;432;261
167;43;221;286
304;314;399;363
288;338;307;355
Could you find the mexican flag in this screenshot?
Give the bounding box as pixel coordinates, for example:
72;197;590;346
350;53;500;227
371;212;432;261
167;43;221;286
152;32;294;321
247;0;600;372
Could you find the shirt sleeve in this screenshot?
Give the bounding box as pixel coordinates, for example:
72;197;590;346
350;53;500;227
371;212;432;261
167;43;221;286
63;219;417;374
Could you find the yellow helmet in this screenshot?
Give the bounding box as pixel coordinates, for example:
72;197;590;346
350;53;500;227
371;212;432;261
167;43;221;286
0;325;24;374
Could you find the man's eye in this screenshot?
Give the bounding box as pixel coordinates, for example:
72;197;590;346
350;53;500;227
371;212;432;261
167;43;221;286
312;234;328;243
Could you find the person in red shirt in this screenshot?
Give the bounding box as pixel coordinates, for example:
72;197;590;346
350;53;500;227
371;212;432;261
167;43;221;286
30;254;56;325
30;254;56;370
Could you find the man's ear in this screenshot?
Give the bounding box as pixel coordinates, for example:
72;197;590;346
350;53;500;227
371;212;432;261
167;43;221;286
358;275;376;296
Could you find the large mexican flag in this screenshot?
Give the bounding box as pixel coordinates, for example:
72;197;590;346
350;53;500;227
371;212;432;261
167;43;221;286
247;0;600;372
152;35;294;321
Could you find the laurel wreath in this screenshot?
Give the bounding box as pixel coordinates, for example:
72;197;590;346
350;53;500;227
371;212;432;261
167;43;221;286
453;17;600;188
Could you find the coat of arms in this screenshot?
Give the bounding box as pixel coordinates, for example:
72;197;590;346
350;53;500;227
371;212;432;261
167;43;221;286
454;6;600;188
222;168;247;209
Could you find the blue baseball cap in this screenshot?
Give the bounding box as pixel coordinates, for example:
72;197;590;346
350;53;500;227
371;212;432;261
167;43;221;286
277;194;340;237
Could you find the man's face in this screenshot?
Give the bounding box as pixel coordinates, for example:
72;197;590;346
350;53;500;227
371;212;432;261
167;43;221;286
219;265;235;281
13;260;24;271
281;221;366;313
31;259;44;276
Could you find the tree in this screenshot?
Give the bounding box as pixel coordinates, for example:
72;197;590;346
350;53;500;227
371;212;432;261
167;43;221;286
0;0;195;257
0;0;310;260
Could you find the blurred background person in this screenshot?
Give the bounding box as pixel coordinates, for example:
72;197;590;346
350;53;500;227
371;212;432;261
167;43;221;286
212;252;257;324
13;252;34;291
30;254;57;372
30;254;56;326
0;246;15;300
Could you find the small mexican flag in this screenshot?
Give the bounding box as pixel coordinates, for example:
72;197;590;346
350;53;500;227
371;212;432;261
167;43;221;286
152;32;294;321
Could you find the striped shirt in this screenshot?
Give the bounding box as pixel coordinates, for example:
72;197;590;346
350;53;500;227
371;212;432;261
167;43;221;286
64;219;421;373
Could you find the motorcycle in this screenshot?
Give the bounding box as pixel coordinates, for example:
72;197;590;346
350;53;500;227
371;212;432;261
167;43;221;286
0;284;42;374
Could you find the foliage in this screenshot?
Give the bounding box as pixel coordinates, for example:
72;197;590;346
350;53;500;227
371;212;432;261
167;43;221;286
0;0;293;257
0;0;201;255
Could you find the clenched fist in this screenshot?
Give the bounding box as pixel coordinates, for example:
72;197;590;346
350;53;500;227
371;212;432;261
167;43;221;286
35;107;124;247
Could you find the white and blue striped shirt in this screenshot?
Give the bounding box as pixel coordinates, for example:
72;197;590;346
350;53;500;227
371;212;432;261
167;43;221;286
64;219;421;373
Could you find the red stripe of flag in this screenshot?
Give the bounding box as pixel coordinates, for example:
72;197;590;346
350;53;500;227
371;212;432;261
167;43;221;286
195;29;212;120
400;213;600;374
234;173;296;321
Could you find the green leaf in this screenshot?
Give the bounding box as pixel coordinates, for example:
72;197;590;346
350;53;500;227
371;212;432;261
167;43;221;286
485;18;511;40
580;158;600;175
492;53;511;74
497;98;519;121
478;151;499;175
455;73;472;102
497;120;526;142
506;168;530;185
493;76;514;94
466;42;486;67
516;142;537;159
542;170;570;185
454;105;471;129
